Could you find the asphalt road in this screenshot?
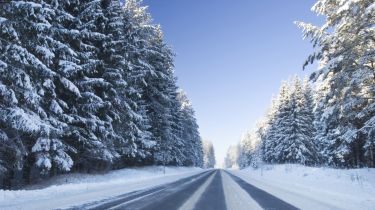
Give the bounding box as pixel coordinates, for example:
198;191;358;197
67;169;299;210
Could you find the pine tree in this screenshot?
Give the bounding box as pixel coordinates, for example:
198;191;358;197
177;90;204;167
140;26;178;165
238;129;262;169
297;0;375;167
273;77;318;165
263;81;290;163
167;76;188;166
313;73;337;165
0;0;203;189
261;78;318;165
202;140;216;168
0;0;78;188
101;0;138;160
122;0;157;164
40;0;121;172
224;144;240;169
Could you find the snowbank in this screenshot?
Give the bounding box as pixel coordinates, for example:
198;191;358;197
0;166;203;210
231;164;375;210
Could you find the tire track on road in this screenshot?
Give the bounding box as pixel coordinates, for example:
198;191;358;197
65;170;213;210
193;170;226;210
225;171;299;210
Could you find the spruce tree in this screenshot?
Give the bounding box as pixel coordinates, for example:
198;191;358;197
122;0;158;164
0;0;77;187
263;81;290;163
297;0;375;167
274;77;318;165
202;140;216;168
0;0;204;189
261;78;318;165
177;90;204;167
141;26;179;165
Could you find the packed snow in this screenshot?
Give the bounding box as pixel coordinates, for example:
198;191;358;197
231;164;375;210
221;171;262;210
0;166;204;210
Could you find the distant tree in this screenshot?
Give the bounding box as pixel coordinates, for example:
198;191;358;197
238;129;262;169
202;140;216;168
225;144;240;169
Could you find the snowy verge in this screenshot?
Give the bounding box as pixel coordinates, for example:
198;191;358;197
0;166;204;210
230;164;375;210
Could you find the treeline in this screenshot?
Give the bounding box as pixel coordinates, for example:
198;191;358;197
0;0;204;189
228;0;374;169
231;77;316;168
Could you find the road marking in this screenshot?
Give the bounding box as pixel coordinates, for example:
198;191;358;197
221;171;263;210
178;171;216;210
91;171;213;210
107;188;166;210
193;170;226;210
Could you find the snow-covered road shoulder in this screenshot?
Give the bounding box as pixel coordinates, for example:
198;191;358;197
231;164;375;210
0;166;204;210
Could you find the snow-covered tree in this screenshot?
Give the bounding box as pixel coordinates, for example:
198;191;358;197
122;0;175;166
263;81;291;163
177;90;204;167
224;144;240;169
139;27;180;165
273;77;318;164
121;0;158;164
202;140;216;168
0;0;76;187
260;77;318;165
0;0;202;189
297;0;375;167
238;129;262;169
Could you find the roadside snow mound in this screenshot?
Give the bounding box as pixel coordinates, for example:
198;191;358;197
0;166;203;210
25;166;201;189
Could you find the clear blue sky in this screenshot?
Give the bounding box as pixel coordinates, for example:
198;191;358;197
143;0;323;166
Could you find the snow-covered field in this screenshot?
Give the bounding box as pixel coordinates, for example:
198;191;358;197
0;166;204;210
231;164;375;210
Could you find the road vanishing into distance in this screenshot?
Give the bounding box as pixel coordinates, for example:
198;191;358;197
65;170;299;210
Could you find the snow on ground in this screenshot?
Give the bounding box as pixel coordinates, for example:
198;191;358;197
231;164;375;210
0;166;204;210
